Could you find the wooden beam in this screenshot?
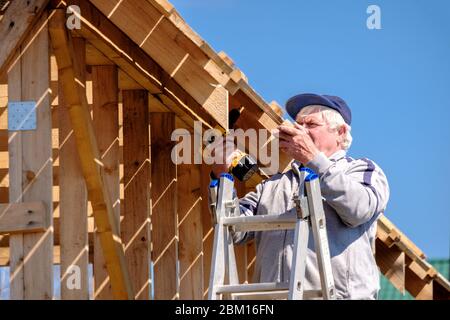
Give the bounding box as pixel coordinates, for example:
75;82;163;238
405;256;434;299
0;0;50;76
122;90;151;300
178;161;203;300
376;239;405;294
49;9;133;300
92;65;121;300
85;42;114;66
151;112;177;299
58;37;89;300
0;202;48;235
8;12;53;299
0;245;95;267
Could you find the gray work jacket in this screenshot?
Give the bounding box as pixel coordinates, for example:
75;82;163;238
236;150;390;299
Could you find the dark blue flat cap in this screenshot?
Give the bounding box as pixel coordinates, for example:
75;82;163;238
286;93;352;125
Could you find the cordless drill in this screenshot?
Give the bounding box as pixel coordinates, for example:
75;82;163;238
206;109;258;182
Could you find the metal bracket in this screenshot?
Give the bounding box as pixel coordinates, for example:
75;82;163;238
293;194;310;219
8;101;37;131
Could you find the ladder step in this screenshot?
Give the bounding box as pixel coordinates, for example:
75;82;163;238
216;282;289;294
232;290;289;300
222;215;297;232
231;290;323;300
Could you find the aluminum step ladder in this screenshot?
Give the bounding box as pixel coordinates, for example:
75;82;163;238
207;165;336;300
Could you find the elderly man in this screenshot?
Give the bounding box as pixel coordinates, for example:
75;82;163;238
211;93;390;300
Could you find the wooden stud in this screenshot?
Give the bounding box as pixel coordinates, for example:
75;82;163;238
200;163;214;299
150;112;177;299
122;90;151;300
91;65;121;299
178;160;203;299
8;12;53;299
49;9;133;299
58;37;89;300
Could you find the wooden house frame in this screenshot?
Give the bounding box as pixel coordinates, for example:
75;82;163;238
0;0;448;300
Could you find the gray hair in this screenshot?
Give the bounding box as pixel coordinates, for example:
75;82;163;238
298;105;353;150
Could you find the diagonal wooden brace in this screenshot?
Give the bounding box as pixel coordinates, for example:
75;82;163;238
48;9;133;299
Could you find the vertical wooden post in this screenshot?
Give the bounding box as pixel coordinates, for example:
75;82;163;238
200;164;214;299
8;13;53;299
178;161;203;300
59;37;89;300
92;65;120;299
122;90;150;300
151;112;177;299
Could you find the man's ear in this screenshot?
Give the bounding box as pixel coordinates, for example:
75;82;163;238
338;125;347;136
337;125;348;144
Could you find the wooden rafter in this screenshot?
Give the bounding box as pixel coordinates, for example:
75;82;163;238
48;9;133;299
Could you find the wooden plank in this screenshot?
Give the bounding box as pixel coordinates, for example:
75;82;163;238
85;42;114;66
200;163;214;299
122;90;151;300
0;0;50;75
377;215;426;259
92;65;121;300
269;101;284;118
405;257;433;300
0;202;48;234
49;9;133;299
7;26;26;303
375;238;405;294
178;162;203;300
58;37;89;300
118;70;144;90
1;246;95;267
8;12;53;299
150;112;177;299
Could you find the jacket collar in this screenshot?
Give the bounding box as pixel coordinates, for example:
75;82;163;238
329;149;347;162
291;149;347;169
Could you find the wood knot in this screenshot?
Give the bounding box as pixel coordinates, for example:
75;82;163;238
26;171;35;181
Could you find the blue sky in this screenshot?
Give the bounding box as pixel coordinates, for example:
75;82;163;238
172;0;450;258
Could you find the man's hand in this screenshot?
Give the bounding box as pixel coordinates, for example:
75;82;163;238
273;123;319;164
210;135;240;178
